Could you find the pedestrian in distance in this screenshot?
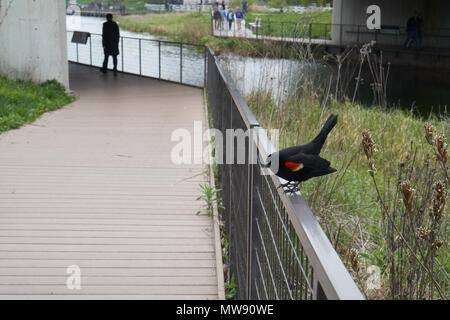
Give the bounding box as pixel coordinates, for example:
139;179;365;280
219;6;226;31
101;14;120;76
403;11;421;50
235;7;244;30
221;0;226;10
242;0;248;13
213;7;222;31
227;8;234;31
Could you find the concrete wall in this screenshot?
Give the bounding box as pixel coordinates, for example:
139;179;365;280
0;0;69;88
331;0;450;48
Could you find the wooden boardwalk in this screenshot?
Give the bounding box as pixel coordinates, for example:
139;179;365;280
0;63;223;299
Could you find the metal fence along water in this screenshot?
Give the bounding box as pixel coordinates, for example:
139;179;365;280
67;31;207;87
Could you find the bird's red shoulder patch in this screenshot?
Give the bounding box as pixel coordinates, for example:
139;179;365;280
285;161;304;172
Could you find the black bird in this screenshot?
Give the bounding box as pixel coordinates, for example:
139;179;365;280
265;114;338;193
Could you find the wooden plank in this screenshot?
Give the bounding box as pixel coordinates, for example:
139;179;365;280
0;230;212;239
0;251;215;260
0;268;216;277
0;213;212;221
0;237;214;246
0;259;216;268
0;285;219;295
0;218;212;227
0;225;213;232
0;276;218;286
0;208;205;214
0;244;215;252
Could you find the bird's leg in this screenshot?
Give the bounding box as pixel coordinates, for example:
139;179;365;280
278;181;301;194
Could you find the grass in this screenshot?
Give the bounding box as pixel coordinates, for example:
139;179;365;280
117;10;333;54
245;10;333;39
0;77;76;133
118;12;212;44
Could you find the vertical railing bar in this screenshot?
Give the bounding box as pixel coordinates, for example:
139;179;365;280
121;37;124;72
246;133;255;299
254;250;269;299
158;41;161;79
180;42;183;83
76;42;79;63
139;38;142;76
89;36;92;66
309;23;312;43
204;48;207;88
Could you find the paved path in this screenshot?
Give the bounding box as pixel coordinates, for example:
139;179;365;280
0;63;222;299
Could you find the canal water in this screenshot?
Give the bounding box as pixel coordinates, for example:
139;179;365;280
68;16;450;118
219;55;450;118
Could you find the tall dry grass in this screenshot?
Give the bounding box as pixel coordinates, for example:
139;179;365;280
245;41;449;299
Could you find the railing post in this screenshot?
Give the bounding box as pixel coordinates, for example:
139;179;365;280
89;36;92;66
246;126;258;300
309;23;312;43
158;41;161;79
121;37;124;72
204;48;207;88
76;42;79;63
139;38;142;75
180;43;183;83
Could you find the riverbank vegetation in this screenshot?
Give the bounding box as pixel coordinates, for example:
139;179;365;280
0;77;75;133
117;10;332;55
245;44;449;299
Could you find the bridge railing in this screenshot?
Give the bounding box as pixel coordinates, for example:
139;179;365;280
212;18;450;50
66;31;207;88
206;48;364;300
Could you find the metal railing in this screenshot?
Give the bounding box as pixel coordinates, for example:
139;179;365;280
206;48;364;300
212;17;450;51
67;31;207;88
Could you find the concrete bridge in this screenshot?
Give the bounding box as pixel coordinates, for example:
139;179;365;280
210;0;450;70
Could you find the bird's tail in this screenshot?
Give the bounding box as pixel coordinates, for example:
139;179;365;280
312;114;338;149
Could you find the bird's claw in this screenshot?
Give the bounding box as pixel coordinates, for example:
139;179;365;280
278;182;301;194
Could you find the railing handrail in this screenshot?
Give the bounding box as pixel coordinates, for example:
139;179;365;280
67;30;206;48
208;48;364;300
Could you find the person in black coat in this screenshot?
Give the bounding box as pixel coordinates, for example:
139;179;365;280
101;14;120;75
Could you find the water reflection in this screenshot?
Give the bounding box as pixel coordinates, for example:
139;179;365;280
219;54;450;118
